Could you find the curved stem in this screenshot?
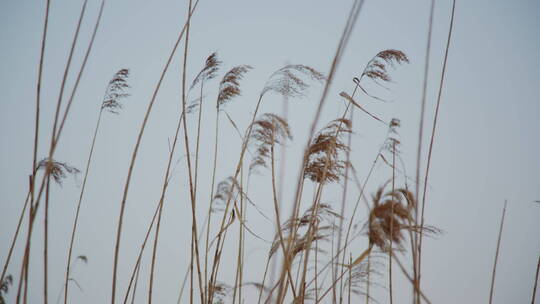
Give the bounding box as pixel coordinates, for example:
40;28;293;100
257;254;272;304
148;109;187;303
0;189;30;283
489;200;507;304
208;94;264;303
205;108;220;303
277;1;365;299
64;109;103;304
177;1;204;303
110;2;200;302
417;0;456;294
44;175;50;304
414;2;435;302
270;143;297;298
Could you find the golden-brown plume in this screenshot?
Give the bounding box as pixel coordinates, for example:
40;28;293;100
304;118;352;183
217;65;252;110
37;157;80;186
101;69;130;114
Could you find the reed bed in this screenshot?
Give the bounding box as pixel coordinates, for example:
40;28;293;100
3;1;535;304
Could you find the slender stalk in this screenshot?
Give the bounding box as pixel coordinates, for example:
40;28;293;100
148;195;164;304
270;141;298;298
489;200;507;304
316;246;372;304
15;0;49;292
205;106;220;303
271;68;290;289
283;84;359;303
21;0;87;297
123;196;163;304
232;170;246;304
347;255;352;304
43;175;50;304
194;82;204;202
297;183;324;302
391;253;432;304
16;217;29;304
192;81;205;303
177;1;204;303
314;221;320;302
110;1;200;302
257;254;272;304
177;261;191;304
1;189;30;283
64;108;104;304
414;2;435;302
176;215;210;304
232;230;241;303
365;252;370;304
31;0;50;219
17;1;102;302
331;221;337;304
208;94;264;303
417;0;456;293
190;232;193;304
532;255;539;304
277;1;365;299
306;221;364;290
239;170;247;304
304;82;382;302
337;86;358;304
148;90;189;304
130;259;142;304
389;140;396;304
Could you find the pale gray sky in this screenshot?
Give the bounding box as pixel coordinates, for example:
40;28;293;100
1;0;539;303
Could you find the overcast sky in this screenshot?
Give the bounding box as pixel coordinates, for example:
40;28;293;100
1;0;539;303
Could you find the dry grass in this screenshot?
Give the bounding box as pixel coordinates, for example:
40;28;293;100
6;1;526;304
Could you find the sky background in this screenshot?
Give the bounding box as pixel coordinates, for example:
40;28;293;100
1;0;539;303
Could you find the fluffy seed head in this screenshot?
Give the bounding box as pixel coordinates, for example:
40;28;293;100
102;69;130;114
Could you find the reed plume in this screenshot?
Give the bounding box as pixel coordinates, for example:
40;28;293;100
208;63;322;303
64;68;130;304
212;177;240;213
16;2;106;302
261;65;324;98
217;65;252;110
362;50;409;84
331;50;409;303
110;2;201;301
365;185;438;302
191;53;221;216
37;158;80;186
304;118;352;184
249;113;296;298
0;275;13;304
101;69;130;114
207;64;252;303
367;186;414;252
190;52;221;91
249;113;292;170
0;1;485;304
38;158;79;304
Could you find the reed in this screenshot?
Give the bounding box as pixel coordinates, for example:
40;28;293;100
64;68;130;304
489;200;508;304
7;2;528;304
109;1;200;302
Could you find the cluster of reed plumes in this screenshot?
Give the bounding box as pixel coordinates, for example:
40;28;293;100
2;0;490;304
